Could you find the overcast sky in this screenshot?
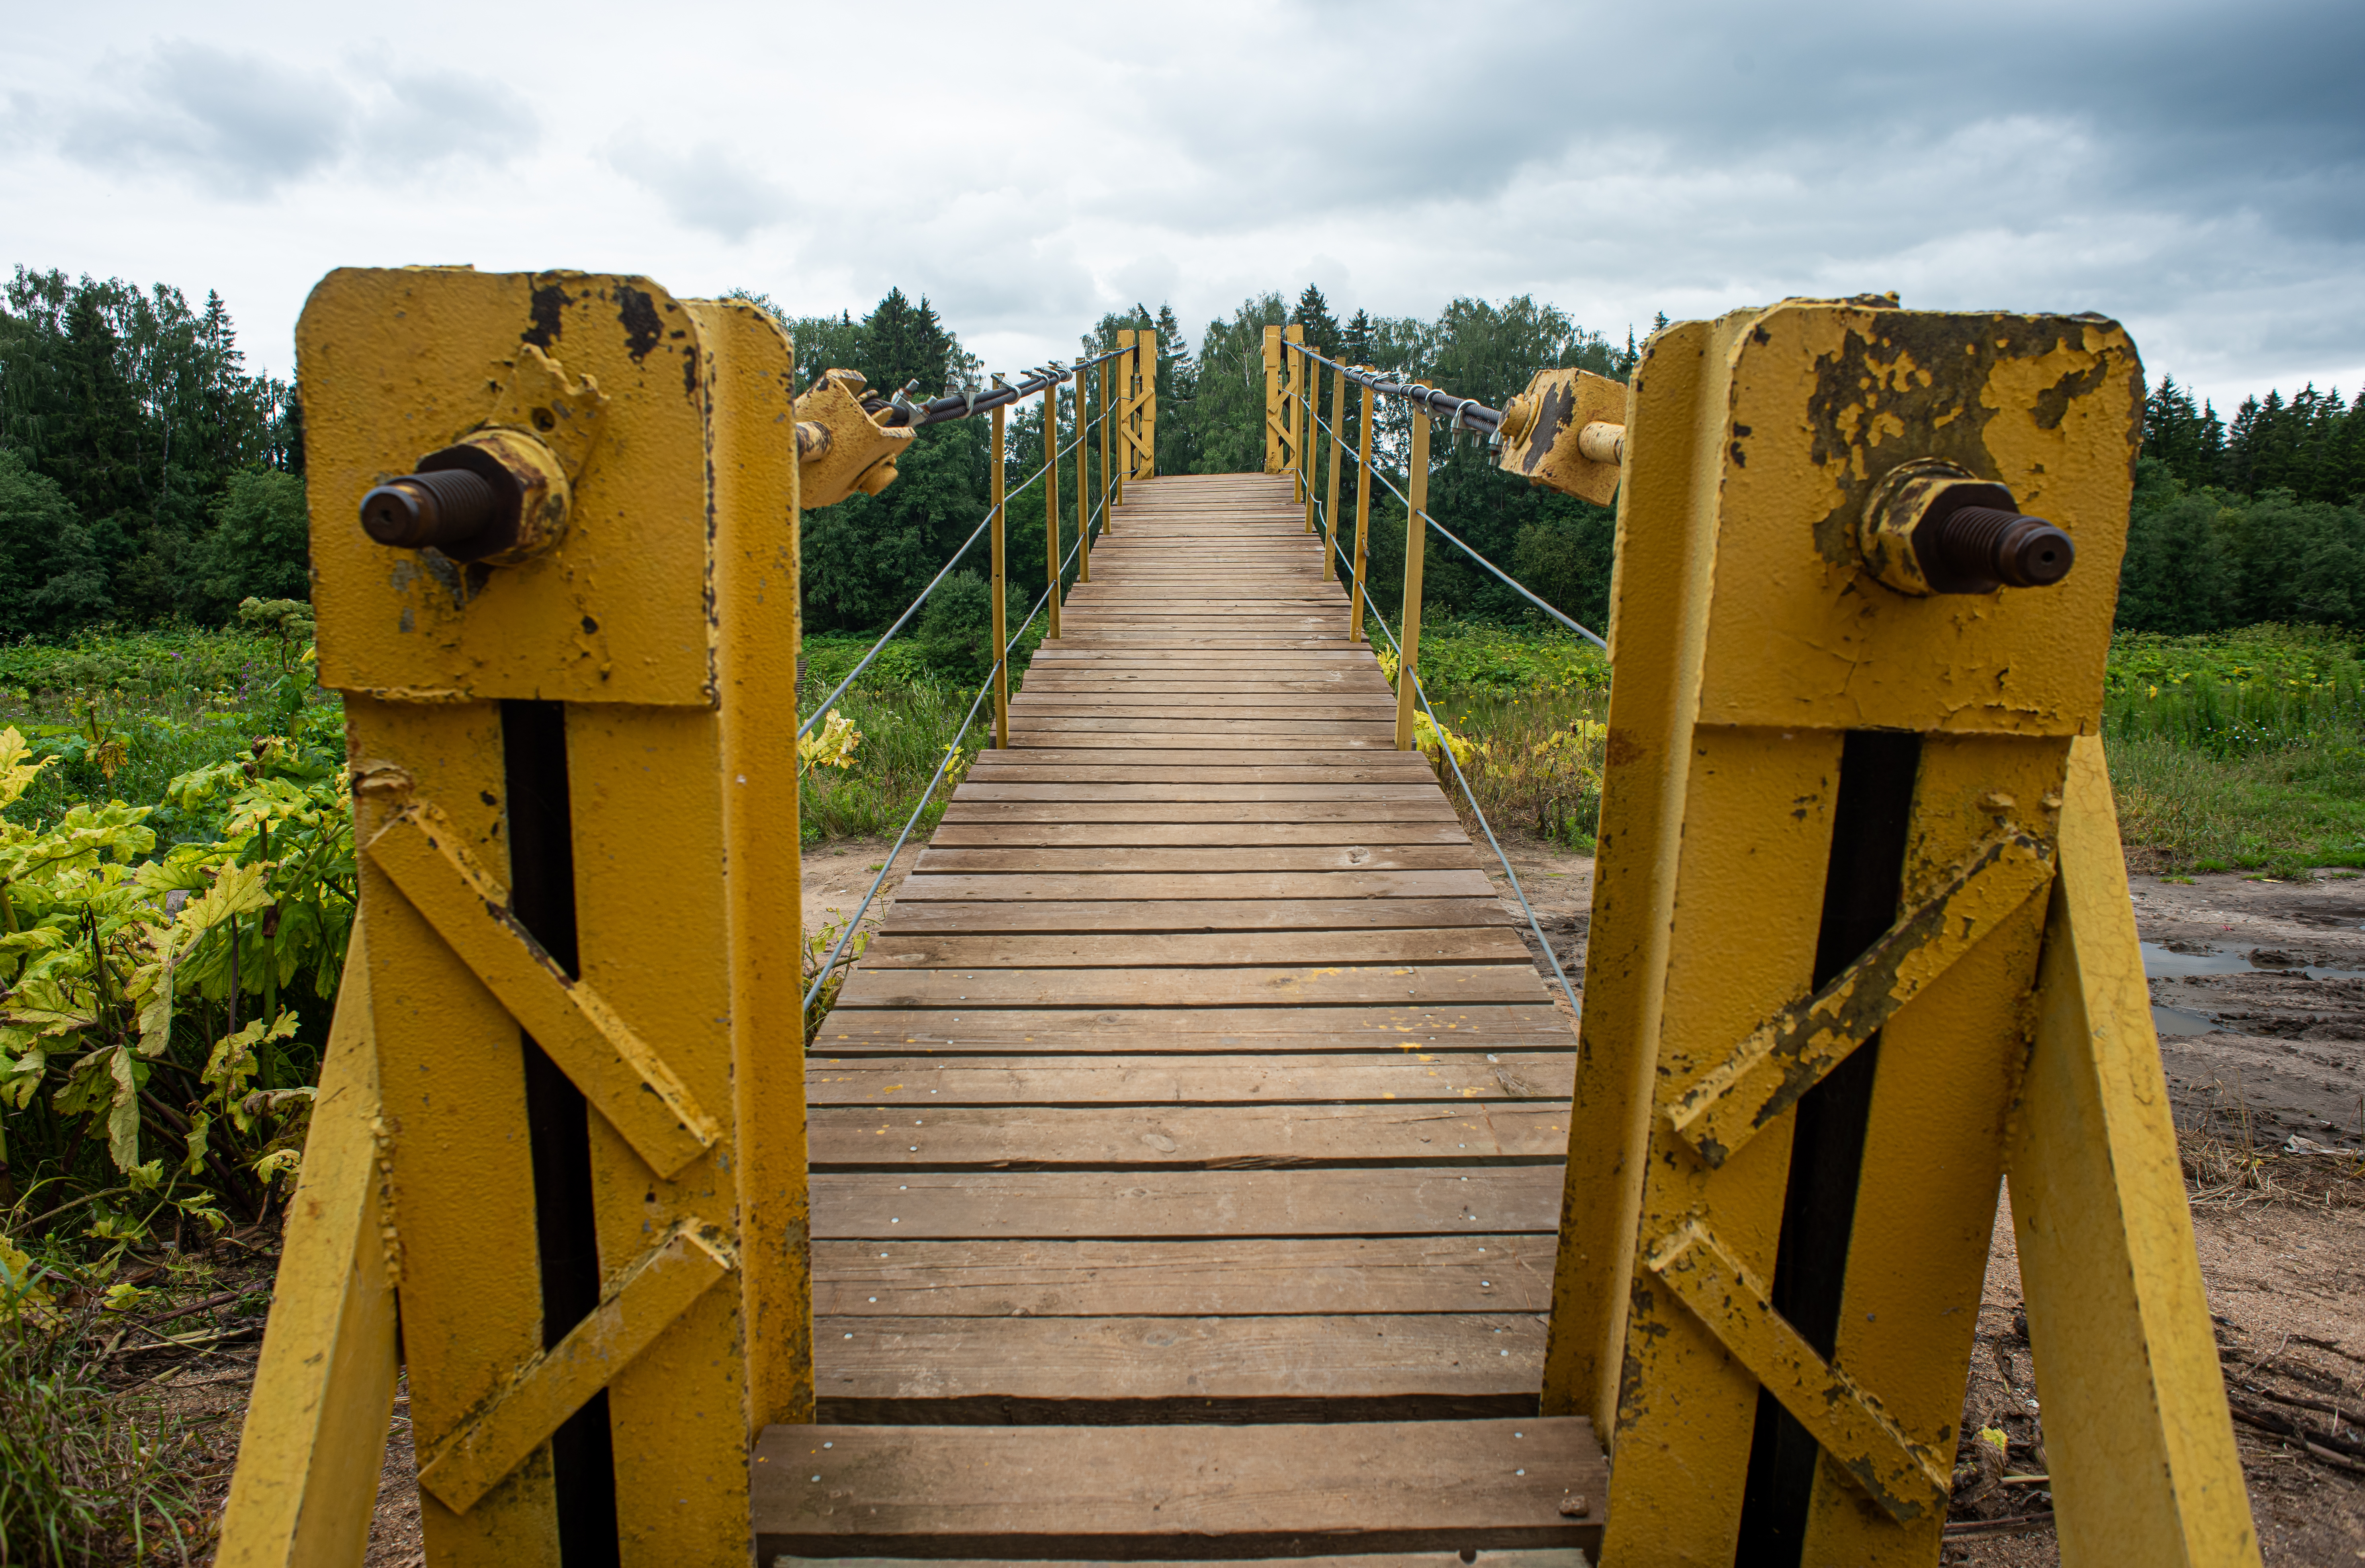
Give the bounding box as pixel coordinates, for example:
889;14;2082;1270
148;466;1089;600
6;0;2361;414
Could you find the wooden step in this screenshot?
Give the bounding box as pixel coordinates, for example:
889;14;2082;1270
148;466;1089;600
753;1419;1604;1560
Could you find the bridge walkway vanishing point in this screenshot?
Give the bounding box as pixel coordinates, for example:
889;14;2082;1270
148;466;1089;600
758;471;1608;1560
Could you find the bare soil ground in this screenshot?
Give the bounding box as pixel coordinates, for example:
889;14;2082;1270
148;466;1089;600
191;844;2363;1562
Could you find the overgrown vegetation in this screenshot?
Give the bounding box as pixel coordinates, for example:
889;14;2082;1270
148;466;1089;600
2103;624;2365;875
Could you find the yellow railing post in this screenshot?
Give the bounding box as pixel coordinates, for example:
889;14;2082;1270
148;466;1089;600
1076;366;1091;584
1138;329;1159;477
1045;378;1062;639
267;272;809;1565
216;919;399;1568
1099;354;1113;536
1284;325;1306;503
1350;374;1375;641
1113;335;1128;510
1299;340;1316;534
1393;403;1431;750
1322;362;1344;582
991;401;1008;747
1263;325;1284;472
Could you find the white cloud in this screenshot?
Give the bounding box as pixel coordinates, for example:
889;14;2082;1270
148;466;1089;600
0;0;2357;406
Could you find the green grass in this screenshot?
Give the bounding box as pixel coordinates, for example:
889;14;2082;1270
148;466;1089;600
798;676;990;842
2102;625;2365;874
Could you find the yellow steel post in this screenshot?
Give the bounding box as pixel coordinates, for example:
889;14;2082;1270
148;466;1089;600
1535;299;2259;1567
1299;338;1316;533
1285;324;1306;503
1045;378;1062;639
1076;366;1091;583
1138;329;1159;478
1112;336;1127;510
1263;325;1285;472
1350;376;1375;641
1392;404;1430;750
991;403;1008;748
1099;356;1114;536
1322;362;1345;582
703;295;810;1441
2012;735;2258;1567
264;270;810;1568
216;917;399;1568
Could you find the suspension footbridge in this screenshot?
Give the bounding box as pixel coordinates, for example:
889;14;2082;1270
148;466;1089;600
215;271;2256;1568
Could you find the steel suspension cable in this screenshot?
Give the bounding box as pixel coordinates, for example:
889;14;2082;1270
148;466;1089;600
799;526;1090;1019
1305;397;1606;650
1311;518;1583;1020
800;420;1096;740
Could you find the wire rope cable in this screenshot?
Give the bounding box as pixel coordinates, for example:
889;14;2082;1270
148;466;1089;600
799;426;1096;741
799;527;1089;1019
1316;507;1584;1022
1306;400;1607;649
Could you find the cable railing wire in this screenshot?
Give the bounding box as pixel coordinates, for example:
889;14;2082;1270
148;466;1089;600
1312;512;1584;1021
1284;339;1503;437
799;410;1109;740
1305;399;1607;650
800;525;1092;1019
877;345;1131;429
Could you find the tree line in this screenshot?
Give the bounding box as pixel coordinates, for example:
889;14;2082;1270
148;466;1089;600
7;260;2361;649
2119;379;2365;633
0;268;307;637
733;281;1637;673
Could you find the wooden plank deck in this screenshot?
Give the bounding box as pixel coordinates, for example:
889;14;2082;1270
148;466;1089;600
765;473;1600;1561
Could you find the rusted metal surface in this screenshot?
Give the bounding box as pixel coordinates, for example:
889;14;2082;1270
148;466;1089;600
1860;456;2075;595
1667;823;2058;1167
1494;367;1627;506
794;369;918;509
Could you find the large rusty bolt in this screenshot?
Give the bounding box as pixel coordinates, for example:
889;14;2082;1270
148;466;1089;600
1858;458;2075;596
356;426;571;565
360;467;500;549
1926;502;2075;590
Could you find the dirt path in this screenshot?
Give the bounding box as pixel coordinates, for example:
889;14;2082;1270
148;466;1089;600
2135;870;2365;1150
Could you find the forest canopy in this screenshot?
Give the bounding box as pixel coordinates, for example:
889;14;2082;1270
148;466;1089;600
5;262;2361;647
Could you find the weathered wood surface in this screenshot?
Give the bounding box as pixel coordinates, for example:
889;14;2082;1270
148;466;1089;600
801;473;1589;1558
753;1419;1604;1555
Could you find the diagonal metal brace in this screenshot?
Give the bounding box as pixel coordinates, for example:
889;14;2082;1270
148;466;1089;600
1667;823;2056;1167
1645;1219;1952;1523
415;1220;736;1514
365;804;722;1177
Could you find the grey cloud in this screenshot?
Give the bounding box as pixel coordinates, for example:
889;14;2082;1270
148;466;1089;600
60;41;351;194
607;137;792;242
357;67;539;168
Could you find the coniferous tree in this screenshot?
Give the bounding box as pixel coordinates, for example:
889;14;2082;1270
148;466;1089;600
1291;285;1341;360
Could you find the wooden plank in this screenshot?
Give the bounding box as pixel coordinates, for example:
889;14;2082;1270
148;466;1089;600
808;1101;1571;1166
925;822;1471;846
813;1005;1571;1046
751;1419;1604;1554
970;754;1433;772
875;898;1516;933
813;1313;1549;1400
957;776;1439;793
809;1167;1563;1238
831;964;1549;1011
773;1554;1587;1568
999;733;1399;751
810;1235;1559;1315
802;1053;1576;1107
1008;720;1397;737
910;846;1484;873
887;871;1498;901
859;927;1534;967
937;803;1461;825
